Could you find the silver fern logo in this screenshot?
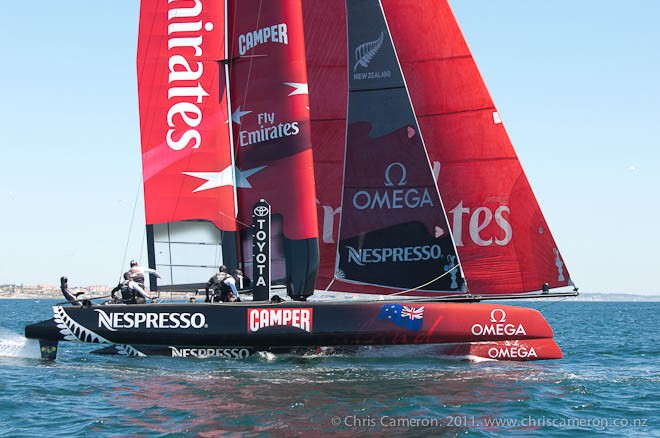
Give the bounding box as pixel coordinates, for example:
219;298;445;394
115;344;146;357
53;305;111;344
354;32;384;71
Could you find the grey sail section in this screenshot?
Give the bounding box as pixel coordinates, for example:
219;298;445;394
147;222;237;292
336;0;465;293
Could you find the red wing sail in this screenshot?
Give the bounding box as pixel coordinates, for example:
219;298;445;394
137;0;237;288
137;0;236;231
304;0;572;295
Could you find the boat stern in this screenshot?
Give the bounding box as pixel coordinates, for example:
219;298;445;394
25;317;63;360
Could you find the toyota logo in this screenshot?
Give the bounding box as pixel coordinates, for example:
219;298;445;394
254;205;269;217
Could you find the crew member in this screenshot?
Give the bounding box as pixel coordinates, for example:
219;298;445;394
205;265;240;302
232;269;251;291
128;259;161;290
111;271;150;304
60;276;83;306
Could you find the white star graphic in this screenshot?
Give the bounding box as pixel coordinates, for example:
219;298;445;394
235;165;266;188
183;165;266;192
231;106;252;124
283;82;308;96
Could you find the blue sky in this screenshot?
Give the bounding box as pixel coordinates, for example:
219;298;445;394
1;1;658;295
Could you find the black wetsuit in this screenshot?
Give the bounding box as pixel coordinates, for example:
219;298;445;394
111;280;145;304
61;285;81;305
60;277;82;306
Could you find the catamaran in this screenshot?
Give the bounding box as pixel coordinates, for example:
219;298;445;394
25;0;577;361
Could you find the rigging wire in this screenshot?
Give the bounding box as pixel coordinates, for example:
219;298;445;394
388;263;463;296
535;295;574;311
206;206;252;229
118;173;144;280
139;226;146;268
324;263;464;297
232;1;264;168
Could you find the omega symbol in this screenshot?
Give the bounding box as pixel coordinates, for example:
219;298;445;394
490;308;507;323
384;162;407;187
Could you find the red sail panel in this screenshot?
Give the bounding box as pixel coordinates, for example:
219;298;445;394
382;0;571;294
137;0;236;231
303;1;357;293
228;0;318;241
304;1;571;295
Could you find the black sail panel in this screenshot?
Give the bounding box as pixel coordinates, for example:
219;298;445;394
336;0;465;293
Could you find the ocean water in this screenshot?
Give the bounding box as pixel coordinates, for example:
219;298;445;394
0;299;657;437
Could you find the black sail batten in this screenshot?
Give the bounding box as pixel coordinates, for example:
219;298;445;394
155;283;207;293
221;231;240;273
146;224;157;291
336;0;466;294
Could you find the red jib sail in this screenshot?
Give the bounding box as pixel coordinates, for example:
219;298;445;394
304;0;572;295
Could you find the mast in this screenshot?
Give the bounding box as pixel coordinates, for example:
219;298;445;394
222;0;240;272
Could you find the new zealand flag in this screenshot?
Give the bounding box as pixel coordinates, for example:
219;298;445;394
377;304;425;331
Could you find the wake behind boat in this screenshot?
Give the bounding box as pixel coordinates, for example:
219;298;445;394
25;0;577;361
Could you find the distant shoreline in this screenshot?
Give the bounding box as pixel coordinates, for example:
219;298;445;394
0;284;112;301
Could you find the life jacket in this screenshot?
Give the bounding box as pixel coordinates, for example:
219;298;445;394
131;273;145;286
129;267;146;288
210;273;233;301
120;281;136;303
